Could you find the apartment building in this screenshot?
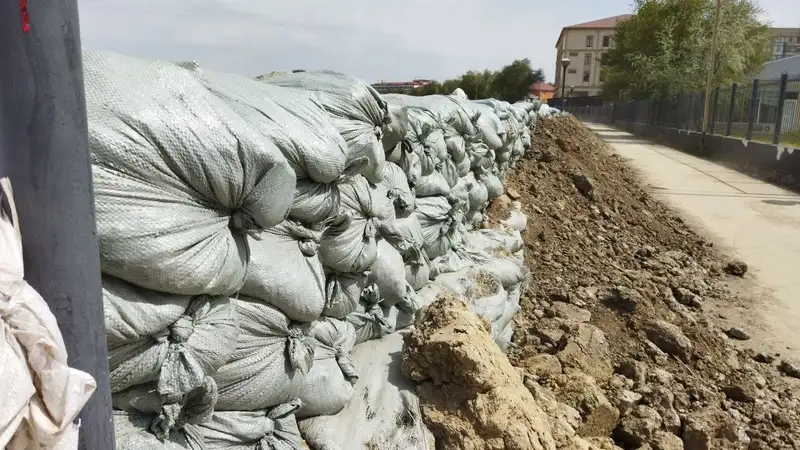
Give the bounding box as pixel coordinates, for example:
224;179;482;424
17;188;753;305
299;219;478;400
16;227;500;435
768;28;800;60
554;14;631;98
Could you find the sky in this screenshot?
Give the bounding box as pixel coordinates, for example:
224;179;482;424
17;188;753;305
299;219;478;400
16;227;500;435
78;0;796;84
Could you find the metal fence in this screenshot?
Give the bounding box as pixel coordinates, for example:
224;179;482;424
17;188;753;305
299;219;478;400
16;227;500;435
565;73;800;147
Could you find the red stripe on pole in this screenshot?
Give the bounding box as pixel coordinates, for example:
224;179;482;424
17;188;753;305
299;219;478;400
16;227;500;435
20;0;30;32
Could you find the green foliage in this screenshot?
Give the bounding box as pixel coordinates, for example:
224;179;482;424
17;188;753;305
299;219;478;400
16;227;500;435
601;0;769;100
411;59;545;102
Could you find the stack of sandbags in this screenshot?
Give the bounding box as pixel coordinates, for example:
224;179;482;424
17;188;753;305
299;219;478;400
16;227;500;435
261;70;402;184
85;46;542;450
85;50;335;449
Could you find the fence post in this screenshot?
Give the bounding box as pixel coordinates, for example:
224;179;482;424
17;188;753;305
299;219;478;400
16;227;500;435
746;79;759;141
773;73;789;145
686;93;694;130
709;87;720;134
726;83;737;136
0;1;116;449
696;91;704;132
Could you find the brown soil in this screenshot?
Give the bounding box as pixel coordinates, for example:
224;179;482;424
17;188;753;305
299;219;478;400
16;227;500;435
492;116;800;449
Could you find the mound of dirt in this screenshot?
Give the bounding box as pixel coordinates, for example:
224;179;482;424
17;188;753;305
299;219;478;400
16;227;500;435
402;295;619;450
491;115;800;449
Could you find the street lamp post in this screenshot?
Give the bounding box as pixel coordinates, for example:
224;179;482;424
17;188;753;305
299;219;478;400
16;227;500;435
560;58;571;101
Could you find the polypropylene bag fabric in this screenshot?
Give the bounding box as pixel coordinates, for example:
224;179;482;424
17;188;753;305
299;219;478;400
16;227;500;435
482;172;505;199
318;176;397;274
262;71;389;184
367;240;411;308
415;196;465;260
298;332;434;450
112;378;214;450
386;142;422;188
323;272;368;319
213;298;315;411
0;202;97;450
102;276;191;347
199;400;304;450
295;319;358;418
240;221;325;322
108;296;239;399
290;179;340;224
84;50;295;296
471;102;505;150
382;103;410;152
192;68;349;184
346;285;394;345
381;162;415;219
404;109;447;176
467;174;489;211
414;170;450;197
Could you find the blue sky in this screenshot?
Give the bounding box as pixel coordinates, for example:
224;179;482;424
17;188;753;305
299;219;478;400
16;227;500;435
78;0;796;84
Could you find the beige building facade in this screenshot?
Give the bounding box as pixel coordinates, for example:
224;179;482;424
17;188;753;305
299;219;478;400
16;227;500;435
768;28;800;60
554;15;631;98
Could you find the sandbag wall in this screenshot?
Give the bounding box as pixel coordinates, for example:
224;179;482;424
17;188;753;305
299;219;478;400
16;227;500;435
86;49;545;450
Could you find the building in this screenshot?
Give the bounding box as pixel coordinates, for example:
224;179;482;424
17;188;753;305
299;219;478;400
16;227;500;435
554;14;631;98
529;82;556;103
768;28;800;60
753;55;800;134
370;80;432;94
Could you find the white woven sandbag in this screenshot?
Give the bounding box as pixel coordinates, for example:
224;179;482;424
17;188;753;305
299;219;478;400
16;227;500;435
448;176;472;209
367;240;414;309
290;179;340;224
318;176;397;274
102;276;191;347
465;211;484;227
405;249;432;291
382;103;410;152
240;221;325;322
112;378;214;450
404;109;447;176
0;196;96;450
482;172;505;199
108;296;239;399
414;169;450;197
386;142;422;188
84;50;295;296
298;332;434;450
262;71;389;184
468;174;490;211
323;272;368;319
296;318;358;418
346;285;394;345
192;69;349;184
214;298;315;411
199;400;304;450
415;197;466;260
464;228;524;254
471;103;505;150
381;162;415;219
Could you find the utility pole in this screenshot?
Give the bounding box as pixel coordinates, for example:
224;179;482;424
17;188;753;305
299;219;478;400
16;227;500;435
0;1;115;448
702;0;723;134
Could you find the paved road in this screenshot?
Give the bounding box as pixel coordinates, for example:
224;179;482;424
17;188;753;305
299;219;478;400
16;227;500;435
586;123;800;357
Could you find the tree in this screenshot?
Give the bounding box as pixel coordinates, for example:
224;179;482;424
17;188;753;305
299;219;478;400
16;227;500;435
601;0;769;100
491;60;545;103
410;59;546;101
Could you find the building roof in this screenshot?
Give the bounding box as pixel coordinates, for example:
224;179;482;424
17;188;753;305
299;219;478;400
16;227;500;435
757;55;800;81
530;82;555;93
555;14;632;48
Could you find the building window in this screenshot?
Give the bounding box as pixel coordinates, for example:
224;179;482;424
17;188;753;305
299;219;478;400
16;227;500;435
599;71;605;82
568;69;577;74
586;35;594;48
602;36;610;47
584;54;592;65
583;71;591;82
569;52;579;57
